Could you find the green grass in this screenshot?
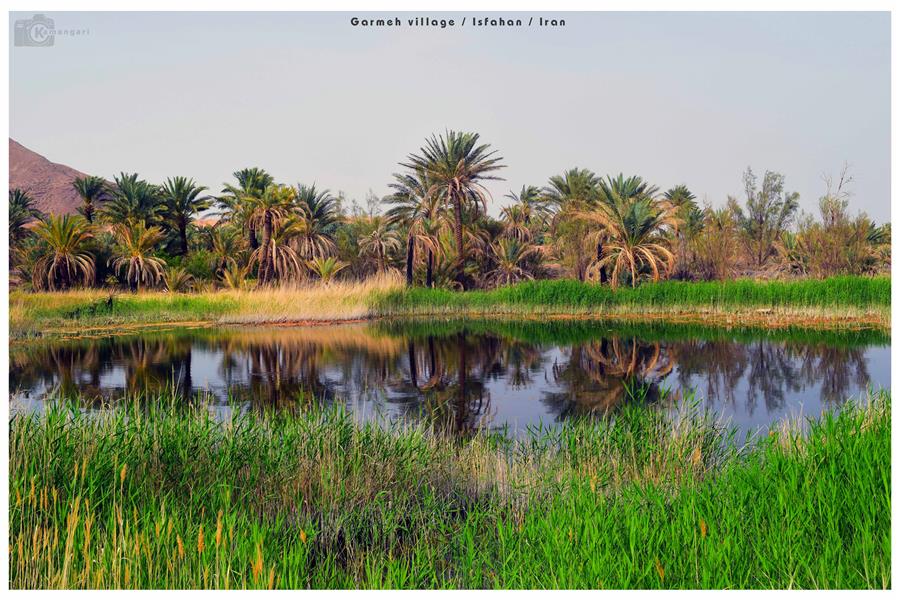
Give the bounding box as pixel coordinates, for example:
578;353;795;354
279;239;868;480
9;276;891;341
10;387;891;589
373;276;891;314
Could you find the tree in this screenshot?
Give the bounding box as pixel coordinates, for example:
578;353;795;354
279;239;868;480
505;185;551;231
31;215;95;291
219;168;274;250
109;221;166;292
160;176;211;256
577;192;679;288
386;169;443;286
162;266;194;293
250;218;304;283
9;189;43;262
249;184;296;287
102;173;162;225
307;256;348;284
293;184;339;261
544;168;600;281
728;167;799;269
72;175;107;224
359;216;402;273
402;130;504;288
485;237;542;287
664;185;704;277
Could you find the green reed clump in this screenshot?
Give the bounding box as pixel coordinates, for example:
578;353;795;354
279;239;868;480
9;388;890;589
374;276;890;316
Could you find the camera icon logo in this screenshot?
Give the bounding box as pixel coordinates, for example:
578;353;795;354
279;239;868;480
14;14;55;47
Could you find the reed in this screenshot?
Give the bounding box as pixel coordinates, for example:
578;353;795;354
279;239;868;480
9;386;890;589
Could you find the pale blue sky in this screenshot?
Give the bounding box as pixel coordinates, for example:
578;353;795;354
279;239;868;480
9;11;891;221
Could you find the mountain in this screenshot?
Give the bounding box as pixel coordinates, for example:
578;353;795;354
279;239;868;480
9;139;89;215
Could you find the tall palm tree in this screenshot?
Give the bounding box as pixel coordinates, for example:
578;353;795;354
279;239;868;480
359;216;402;273
72;175;107;224
160;176;211;256
386;170;443;286
31;215;95;291
250;184;295;286
109;221;166;292
9;188;43;255
101;173;162;225
219;168;274;250
293;184;339;261
577;194;680;288
499;204;532;241
544;168;600;281
504;185;551;229
402;130;505;288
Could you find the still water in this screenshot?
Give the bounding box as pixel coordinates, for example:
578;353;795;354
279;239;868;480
9;320;890;435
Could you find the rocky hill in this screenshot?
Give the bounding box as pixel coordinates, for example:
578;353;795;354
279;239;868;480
9;138;88;215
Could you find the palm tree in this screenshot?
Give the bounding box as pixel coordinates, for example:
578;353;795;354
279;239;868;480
499;204;532;241
9;189;43;256
505;185;551;229
162;266;194;293
307;256;348;284
101;173;162;225
664;185;703;276
385;170;443;285
206;225;245;277
250;218;304;283
109;221;166;292
577;194;680;288
31;215;95;291
359;216;402;273
293;184;339;261
485;238;542;287
402;131;505;288
219;168;274;250
544;168;600;281
588;174;662;284
160;176;211;256
249;184;296;286
72;175;107;224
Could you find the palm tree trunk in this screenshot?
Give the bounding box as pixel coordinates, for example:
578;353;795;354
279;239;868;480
405;236;415;286
453;196;466;289
258;213;273;286
249;226;259;250
426;250;434;288
596;239;608;284
179;222;189;256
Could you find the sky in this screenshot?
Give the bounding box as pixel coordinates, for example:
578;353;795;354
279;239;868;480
9;11;892;222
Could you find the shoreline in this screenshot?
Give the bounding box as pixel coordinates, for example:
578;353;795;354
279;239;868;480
10;305;890;346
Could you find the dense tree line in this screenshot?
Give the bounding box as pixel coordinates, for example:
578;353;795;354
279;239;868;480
9;131;890;292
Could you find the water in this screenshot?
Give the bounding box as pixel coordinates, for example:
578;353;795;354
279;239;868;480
9;319;890;436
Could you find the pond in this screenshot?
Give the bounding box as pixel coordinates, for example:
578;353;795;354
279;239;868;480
9;319;890;436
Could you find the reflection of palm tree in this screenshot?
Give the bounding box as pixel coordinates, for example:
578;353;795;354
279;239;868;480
547;337;673;417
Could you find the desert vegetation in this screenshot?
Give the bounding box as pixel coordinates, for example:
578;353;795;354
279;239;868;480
8;133;890;296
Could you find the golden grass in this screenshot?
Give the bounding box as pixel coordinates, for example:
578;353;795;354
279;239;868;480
217;272;403;323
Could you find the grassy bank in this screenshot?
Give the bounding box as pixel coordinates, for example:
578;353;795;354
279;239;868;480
374;276;890;322
9;275;890;340
10;388;890;589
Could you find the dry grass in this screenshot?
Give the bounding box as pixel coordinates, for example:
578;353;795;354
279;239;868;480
218;272;403;323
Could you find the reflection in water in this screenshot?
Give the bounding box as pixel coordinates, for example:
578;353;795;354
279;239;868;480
9;321;890;435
